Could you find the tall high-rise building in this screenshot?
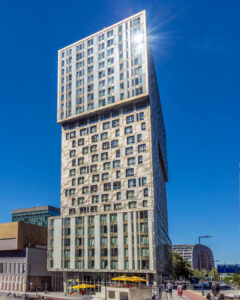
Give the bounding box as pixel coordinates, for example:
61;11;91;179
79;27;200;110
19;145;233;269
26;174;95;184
48;10;171;287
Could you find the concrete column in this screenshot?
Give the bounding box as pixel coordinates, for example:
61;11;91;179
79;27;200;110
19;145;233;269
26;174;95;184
148;210;154;271
70;217;76;269
94;215;100;269
107;214;111;270
72;46;76;115
133;212;138;270
127;212;133;269
84;216;88;269
117;212;124;270
54;218;62;269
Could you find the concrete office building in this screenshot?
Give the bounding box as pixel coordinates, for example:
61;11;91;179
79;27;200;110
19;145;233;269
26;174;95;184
0;222;62;292
48;10;171;287
12;206;60;227
172;244;214;271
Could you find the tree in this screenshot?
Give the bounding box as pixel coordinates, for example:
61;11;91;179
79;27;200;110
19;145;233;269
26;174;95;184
223;274;240;288
192;269;201;279
232;274;240;288
209;267;220;281
172;251;193;280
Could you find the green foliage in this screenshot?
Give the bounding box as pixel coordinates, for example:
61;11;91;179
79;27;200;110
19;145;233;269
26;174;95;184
223;274;240;288
223;276;233;285
209;267;220;281
192;269;201;279
172;251;193;280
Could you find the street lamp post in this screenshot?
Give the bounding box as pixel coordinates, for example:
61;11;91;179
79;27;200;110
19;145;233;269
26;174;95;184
198;235;212;296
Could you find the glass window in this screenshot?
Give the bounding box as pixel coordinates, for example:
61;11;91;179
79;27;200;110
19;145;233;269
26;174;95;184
82;147;89;154
78;177;84;185
125;126;132;134
80;128;88;136
102;173;109;181
102;142;110;150
115;129;120;137
125;147;133;156
92;174;99;182
69;150;76;157
113;160;120;168
128;201;136;208
144;188;148;197
90;164;97;172
137;112;144;121
126;115;135;124
141;122;146;130
116;170;120;179
126;190;135;199
92;154;99;162
127;136;135;144
111;140;118;148
127;157;135;166
102;194;109;202
92;134;99;142
112;119;119;128
126;168;134;177
101;132;108;140
104;204;111;211
101;152;108;160
114;203;122;210
103;162;111;170
113;182;121;190
78;138;84;146
100;215;107;222
90;126;97;133
90;145;97;152
138;156;143;164
116;149;121;158
138;144;146;153
82;186;89;194
128;179;136;188
78;197;84;204
117;191;121;200
69;169;76;176
104;183;111;191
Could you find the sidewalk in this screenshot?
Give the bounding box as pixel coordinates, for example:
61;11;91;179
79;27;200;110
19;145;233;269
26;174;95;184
183;290;205;300
163;290;205;300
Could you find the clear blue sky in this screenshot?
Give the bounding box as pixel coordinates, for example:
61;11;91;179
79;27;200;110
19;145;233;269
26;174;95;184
0;0;239;264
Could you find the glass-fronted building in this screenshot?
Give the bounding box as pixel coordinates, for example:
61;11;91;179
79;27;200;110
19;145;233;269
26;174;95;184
48;10;172;287
12;206;60;227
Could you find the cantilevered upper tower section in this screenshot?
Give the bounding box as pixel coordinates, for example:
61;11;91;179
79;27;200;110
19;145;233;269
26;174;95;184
57;11;148;123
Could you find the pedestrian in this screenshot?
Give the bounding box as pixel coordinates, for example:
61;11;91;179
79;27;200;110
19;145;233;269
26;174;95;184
166;281;173;297
206;283;225;300
177;282;183;297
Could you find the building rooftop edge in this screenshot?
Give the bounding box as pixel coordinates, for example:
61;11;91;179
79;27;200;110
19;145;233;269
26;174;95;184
58;10;146;52
12;206;60;214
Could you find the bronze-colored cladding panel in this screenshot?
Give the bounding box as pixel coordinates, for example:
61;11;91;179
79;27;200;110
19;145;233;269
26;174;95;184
17;223;47;249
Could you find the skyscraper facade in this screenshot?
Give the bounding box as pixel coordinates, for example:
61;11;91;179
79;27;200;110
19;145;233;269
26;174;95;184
48;10;171;286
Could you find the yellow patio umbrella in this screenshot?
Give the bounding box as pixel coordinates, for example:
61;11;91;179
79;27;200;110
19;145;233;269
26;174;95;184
111;275;132;281
128;276;147;282
72;283;95;289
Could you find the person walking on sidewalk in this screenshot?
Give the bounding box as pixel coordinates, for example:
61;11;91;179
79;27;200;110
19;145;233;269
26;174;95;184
166;281;173;297
177;282;183;297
